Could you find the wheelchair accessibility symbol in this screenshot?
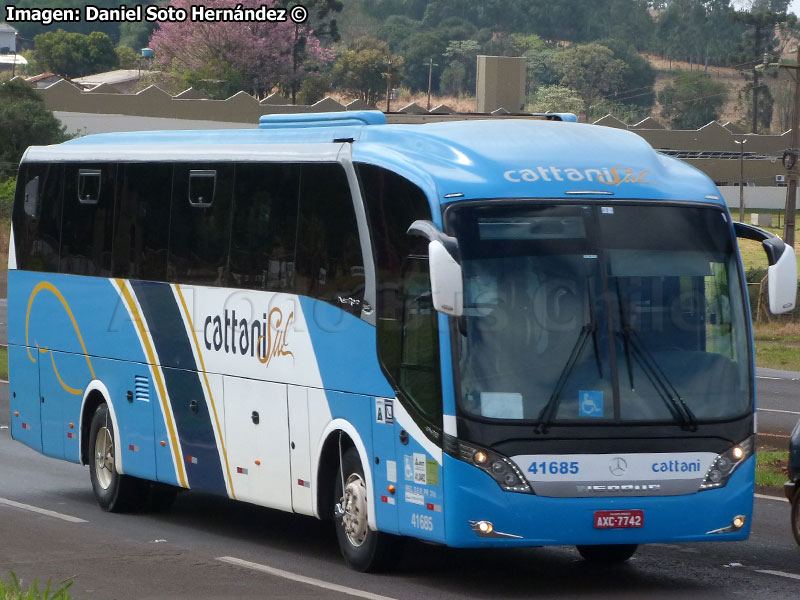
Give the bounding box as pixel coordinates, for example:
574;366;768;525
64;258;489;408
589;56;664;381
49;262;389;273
579;390;603;418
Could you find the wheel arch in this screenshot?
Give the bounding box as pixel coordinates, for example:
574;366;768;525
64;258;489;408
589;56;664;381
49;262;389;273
314;419;376;530
80;380;123;474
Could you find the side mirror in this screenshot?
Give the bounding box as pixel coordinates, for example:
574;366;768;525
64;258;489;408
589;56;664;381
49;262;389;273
429;240;463;317
734;222;797;314
408;219;464;317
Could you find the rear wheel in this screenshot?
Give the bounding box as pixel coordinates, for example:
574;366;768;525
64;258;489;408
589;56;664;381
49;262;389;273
791;487;800;545
576;544;638;564
88;404;148;513
334;446;403;572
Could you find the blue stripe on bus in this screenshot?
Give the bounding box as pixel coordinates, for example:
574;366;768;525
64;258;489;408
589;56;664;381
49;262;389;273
129;280;227;495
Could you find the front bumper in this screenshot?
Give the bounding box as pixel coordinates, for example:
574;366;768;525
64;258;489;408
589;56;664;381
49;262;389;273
443;454;755;548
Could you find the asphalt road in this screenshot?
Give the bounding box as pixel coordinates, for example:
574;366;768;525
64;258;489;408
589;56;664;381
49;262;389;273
1;385;800;599
755;368;800;442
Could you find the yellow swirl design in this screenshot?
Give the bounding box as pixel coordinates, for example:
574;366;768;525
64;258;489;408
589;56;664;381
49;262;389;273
25;281;96;395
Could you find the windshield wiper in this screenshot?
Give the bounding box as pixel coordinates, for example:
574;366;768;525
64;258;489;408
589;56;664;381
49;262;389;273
536;279;601;434
615;290;698;431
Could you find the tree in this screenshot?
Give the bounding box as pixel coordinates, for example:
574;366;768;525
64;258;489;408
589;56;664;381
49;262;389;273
150;0;332;99
510;34;562;94
34;30;118;78
115;46;140;69
597;38;656;109
329;37;402;106
658;71;728;129
0;79;69;173
119;19;158;52
553;43;626;119
398;31;448;92
527;85;585;116
733;3;796;132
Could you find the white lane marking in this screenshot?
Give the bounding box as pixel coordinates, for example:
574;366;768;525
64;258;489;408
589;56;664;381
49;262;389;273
755;569;800;581
757;376;782;380
217;556;398;600
757;407;800;415
754;493;789;503
0;497;87;523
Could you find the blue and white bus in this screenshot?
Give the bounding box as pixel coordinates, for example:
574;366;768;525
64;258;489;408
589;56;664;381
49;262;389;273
9;111;797;571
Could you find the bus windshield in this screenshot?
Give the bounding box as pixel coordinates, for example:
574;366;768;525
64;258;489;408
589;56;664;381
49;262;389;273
447;202;750;426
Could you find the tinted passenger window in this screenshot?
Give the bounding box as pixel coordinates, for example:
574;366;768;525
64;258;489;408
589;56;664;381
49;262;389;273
358;164;441;424
295;164;364;315
60;163;115;276
13;163;63;273
229;163;300;291
113;163;172;281
169;163;234;286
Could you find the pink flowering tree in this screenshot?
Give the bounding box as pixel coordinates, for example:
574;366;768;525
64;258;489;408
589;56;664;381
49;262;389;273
150;0;332;99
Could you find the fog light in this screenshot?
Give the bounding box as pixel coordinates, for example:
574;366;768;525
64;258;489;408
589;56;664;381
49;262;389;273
477;520;494;534
733;515;745;529
732;446;744;460
473;451;487;464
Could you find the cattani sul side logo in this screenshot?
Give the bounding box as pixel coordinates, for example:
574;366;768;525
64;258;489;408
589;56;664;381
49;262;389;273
504;166;650;185
203;307;293;368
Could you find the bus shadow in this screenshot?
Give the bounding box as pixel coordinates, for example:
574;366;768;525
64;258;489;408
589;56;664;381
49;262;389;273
129;490;714;597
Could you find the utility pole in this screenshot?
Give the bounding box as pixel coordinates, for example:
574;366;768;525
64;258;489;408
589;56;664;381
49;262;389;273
385;57;394;113
783;45;800;248
424;58;438;111
735;138;747;222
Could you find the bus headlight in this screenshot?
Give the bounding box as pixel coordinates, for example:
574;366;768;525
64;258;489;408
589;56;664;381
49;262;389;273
444;434;532;494
699;436;754;491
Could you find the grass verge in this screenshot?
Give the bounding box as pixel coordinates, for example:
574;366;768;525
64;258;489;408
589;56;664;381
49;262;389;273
0;572;72;600
756;450;788;489
753;321;800;371
0;347;7;380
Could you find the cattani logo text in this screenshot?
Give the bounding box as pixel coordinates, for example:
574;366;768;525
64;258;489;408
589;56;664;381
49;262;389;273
503;166;650;185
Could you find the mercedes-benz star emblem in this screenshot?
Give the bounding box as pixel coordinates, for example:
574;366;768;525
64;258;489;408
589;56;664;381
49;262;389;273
609;457;628;477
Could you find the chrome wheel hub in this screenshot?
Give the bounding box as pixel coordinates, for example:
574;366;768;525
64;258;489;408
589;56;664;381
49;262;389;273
341;473;368;547
94;426;114;490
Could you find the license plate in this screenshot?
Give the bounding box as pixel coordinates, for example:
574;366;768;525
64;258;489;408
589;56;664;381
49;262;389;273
594;509;644;529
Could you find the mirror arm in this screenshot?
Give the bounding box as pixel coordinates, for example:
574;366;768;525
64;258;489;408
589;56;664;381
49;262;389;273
733;221;786;265
407;220;460;260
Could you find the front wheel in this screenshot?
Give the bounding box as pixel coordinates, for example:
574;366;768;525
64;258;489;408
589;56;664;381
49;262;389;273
576;544;638;564
791;486;800;545
88;404;148;513
334;446;403;572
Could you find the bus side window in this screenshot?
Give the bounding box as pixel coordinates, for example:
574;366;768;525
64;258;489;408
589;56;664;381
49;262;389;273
113;163;172;282
61;163;115;277
229;163;300;291
13;163;63;273
295;163;364;315
169;163;234;287
358;163;442;426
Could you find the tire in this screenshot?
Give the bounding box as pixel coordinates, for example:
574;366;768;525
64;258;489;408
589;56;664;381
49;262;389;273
88;404;148;513
792;486;800;546
334;446;403;572
576;544;638;564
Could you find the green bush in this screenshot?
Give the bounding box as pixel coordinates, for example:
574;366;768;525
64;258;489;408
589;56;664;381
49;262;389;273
0;177;15;229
